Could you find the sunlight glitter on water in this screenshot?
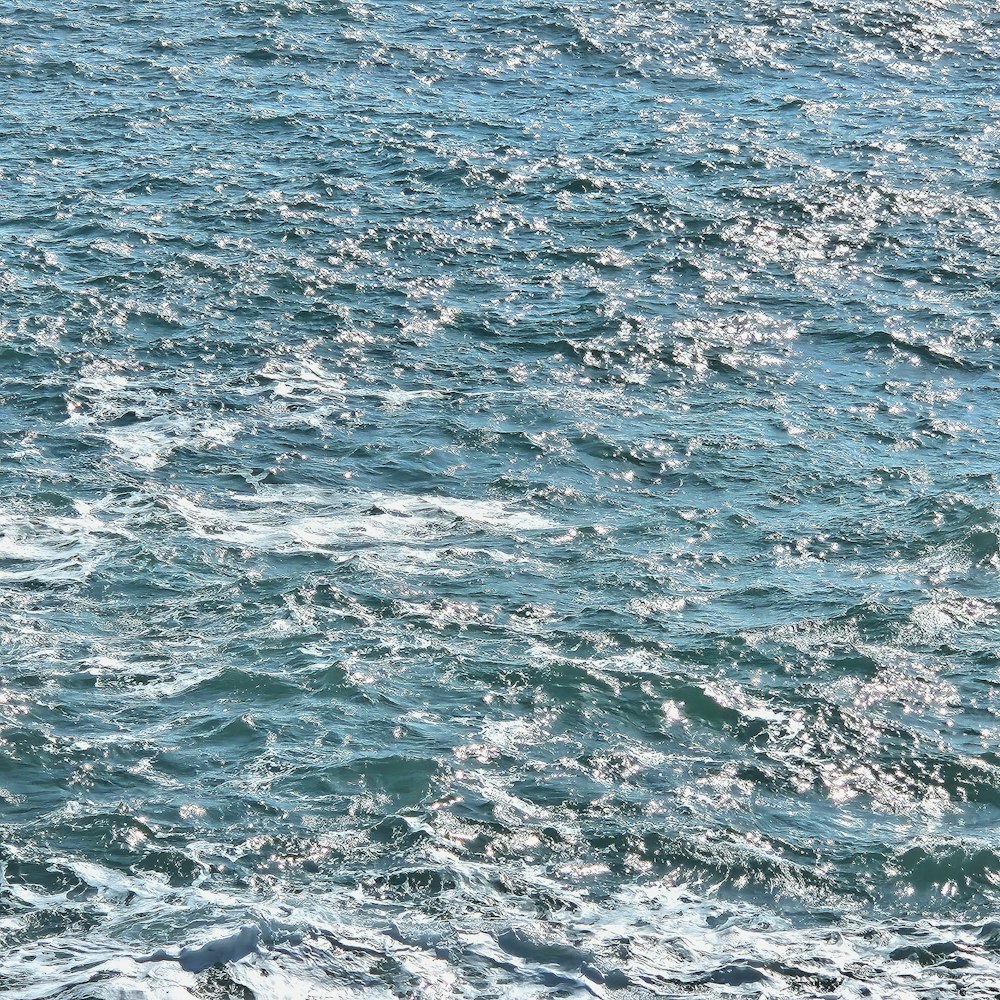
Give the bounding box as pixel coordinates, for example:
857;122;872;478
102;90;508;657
1;0;1000;997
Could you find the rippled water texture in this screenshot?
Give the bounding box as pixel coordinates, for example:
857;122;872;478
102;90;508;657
2;1;1000;996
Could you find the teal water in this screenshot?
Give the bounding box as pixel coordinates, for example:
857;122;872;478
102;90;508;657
2;2;1000;996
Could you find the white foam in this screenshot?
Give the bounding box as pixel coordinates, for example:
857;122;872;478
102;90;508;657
106;416;240;470
164;489;556;560
3;858;999;1000
0;505;132;584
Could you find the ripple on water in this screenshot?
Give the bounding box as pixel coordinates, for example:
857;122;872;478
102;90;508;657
2;0;1000;997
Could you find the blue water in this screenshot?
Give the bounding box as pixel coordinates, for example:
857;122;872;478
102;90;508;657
2;1;999;996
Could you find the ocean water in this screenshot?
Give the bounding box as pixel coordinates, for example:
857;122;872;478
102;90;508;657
2;1;999;996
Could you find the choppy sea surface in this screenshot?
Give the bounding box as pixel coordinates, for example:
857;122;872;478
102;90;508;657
2;1;1000;996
